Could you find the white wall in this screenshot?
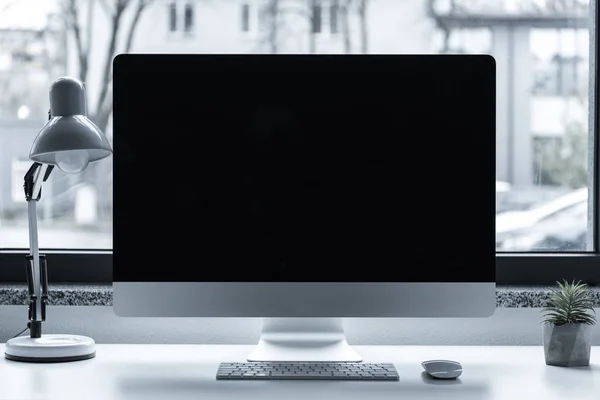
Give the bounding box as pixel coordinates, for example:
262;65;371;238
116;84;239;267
2;306;600;345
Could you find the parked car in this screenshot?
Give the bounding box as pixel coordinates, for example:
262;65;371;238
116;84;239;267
496;187;588;251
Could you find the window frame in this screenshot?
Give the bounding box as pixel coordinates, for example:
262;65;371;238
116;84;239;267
1;252;600;285
0;251;111;283
0;2;598;287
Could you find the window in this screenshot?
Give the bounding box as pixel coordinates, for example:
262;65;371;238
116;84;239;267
241;3;251;32
169;2;177;32
0;0;597;285
330;0;339;35
184;3;194;33
168;1;194;34
243;2;273;34
532;29;589;97
311;2;322;34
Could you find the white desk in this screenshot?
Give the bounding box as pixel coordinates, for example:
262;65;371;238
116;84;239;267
0;344;598;400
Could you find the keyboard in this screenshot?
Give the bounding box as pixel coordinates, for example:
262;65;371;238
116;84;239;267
216;362;399;381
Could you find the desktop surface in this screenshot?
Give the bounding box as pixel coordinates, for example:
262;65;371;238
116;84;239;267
1;344;597;400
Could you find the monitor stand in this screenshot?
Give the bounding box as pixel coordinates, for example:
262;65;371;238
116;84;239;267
246;318;362;362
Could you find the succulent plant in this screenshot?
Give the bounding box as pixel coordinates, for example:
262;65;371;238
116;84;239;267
541;280;597;326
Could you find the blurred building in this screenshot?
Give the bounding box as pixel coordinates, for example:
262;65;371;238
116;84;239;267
0;2;68;224
0;0;593;226
73;0;591;187
430;0;590;187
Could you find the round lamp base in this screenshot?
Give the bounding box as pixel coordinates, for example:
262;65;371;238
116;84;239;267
5;334;96;363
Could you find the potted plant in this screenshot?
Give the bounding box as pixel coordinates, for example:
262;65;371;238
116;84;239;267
541;279;596;367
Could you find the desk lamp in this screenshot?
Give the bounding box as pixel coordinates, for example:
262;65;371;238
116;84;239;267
4;77;112;363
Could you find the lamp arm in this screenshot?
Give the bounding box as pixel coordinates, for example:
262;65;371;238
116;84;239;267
24;162;54;201
23;162;54;339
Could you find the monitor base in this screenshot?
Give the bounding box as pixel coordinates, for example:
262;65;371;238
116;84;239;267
247;318;362;362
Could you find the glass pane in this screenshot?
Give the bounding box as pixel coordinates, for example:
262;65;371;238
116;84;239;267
312;3;322;34
0;0;594;251
169;2;177;32
184;3;193;33
241;4;250;33
330;0;339;34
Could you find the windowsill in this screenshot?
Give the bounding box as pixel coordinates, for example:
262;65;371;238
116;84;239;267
0;284;599;308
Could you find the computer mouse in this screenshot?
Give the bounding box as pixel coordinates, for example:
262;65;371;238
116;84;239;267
421;360;462;379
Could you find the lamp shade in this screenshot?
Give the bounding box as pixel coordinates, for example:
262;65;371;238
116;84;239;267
29;77;112;172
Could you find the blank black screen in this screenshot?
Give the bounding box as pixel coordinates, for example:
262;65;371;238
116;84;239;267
113;54;495;282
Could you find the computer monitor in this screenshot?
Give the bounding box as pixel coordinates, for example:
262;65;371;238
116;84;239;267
112;54;496;362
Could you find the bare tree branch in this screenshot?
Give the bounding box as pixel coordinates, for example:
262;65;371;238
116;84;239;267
95;0;129;117
340;0;352;53
58;0;152;132
97;0;114;16
85;0;95;66
94;88;113;136
124;0;153;53
426;0;452;53
267;0;280;53
252;1;306;53
0;0;16;14
63;0;89;83
357;0;368;53
307;0;316;53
